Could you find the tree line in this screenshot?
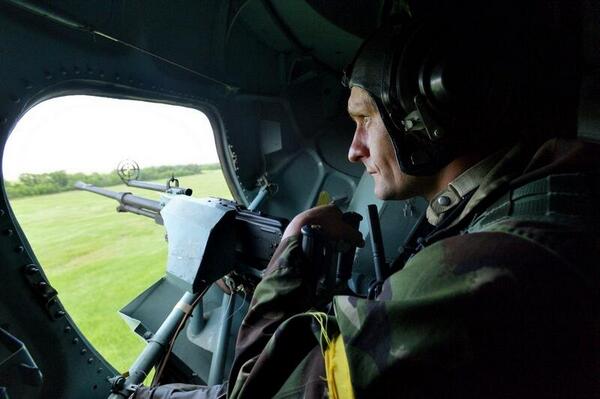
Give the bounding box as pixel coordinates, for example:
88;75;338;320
4;163;221;199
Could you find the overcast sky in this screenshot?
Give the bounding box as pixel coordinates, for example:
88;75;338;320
2;95;219;181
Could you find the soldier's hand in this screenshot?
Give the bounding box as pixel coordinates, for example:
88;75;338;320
282;205;363;247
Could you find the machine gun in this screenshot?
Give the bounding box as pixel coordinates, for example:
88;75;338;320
75;166;363;398
75;171;288;397
75;177;286;288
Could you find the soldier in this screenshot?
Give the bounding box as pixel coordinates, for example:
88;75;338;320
135;6;599;399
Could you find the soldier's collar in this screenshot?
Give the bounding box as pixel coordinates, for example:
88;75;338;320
426;151;504;226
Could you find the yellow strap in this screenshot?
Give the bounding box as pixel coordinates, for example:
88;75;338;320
307;312;354;398
324;334;355;399
316;191;333;206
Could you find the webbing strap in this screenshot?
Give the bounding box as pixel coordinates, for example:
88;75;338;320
308;312;355;399
324;334;355;399
469;173;600;232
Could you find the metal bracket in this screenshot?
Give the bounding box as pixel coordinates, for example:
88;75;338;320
22;264;63;320
403;95;446;142
248;176;278;212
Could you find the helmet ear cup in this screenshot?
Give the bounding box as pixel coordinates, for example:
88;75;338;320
378;20;521;175
396;24;436;114
381;22;427;129
379;22;456;175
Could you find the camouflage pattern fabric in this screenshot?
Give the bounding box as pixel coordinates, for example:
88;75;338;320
135;138;600;398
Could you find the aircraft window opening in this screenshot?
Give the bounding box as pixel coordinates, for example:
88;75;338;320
2;95;232;373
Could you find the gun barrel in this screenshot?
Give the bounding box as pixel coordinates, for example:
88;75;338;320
122;194;162;213
74;181;162;213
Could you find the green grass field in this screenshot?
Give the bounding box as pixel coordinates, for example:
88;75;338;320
8;170;232;373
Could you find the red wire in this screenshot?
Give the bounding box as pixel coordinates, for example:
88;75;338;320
151;284;209;387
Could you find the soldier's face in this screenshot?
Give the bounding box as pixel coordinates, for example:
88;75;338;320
347;87;424;200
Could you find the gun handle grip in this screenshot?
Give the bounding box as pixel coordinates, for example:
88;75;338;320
342;211;363;230
337;212;363;282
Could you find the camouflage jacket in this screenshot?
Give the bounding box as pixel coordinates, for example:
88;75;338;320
135;139;600;398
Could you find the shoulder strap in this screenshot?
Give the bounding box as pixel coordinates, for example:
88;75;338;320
469;173;600;233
